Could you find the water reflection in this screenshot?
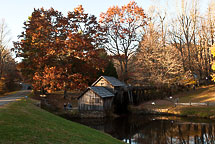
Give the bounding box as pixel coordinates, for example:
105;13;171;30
70;115;215;144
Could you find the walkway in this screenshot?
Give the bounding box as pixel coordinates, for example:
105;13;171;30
0;90;31;106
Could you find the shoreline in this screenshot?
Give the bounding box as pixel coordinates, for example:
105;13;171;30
129;105;215;120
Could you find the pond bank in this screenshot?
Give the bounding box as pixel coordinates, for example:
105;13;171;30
129;85;215;119
129;104;215;119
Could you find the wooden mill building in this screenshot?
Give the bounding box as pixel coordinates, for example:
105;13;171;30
78;76;126;112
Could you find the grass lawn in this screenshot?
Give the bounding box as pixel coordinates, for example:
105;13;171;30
174;85;215;118
177;85;215;103
179;106;215;118
0;99;123;144
132;85;215;119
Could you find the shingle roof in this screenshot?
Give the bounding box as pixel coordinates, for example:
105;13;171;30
103;76;126;86
92;76;126;87
90;86;114;98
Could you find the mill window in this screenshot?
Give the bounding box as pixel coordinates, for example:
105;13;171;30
95;98;100;103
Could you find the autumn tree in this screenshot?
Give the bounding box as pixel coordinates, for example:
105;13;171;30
14;8;65;82
99;1;147;83
130;13;184;87
14;6;106;98
211;44;215;82
197;1;215;79
129;0;215;88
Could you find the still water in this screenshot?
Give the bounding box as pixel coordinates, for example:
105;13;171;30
71;115;215;144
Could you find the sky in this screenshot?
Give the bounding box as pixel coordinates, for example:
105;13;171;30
0;0;211;49
0;0;151;46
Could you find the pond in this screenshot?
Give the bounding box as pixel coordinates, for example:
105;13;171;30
70;115;215;144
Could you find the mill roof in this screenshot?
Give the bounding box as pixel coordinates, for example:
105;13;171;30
92;76;126;87
90;86;114;98
78;86;114;99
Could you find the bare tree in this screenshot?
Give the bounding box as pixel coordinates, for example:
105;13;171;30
169;0;204;77
130;0;215;87
0;20;19;93
0;20;12;79
130;10;184;86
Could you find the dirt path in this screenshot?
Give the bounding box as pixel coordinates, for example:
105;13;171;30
0;90;31;107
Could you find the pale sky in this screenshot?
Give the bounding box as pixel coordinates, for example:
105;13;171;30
0;0;211;49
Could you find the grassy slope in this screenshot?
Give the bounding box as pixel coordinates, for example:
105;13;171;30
177;85;215;103
179;106;215;118
174;85;215;118
0;99;123;144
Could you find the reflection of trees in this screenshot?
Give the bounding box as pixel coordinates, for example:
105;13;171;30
71;116;215;144
127;120;215;144
109;117;215;144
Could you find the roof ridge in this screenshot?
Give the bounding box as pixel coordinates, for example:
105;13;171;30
91;75;126;87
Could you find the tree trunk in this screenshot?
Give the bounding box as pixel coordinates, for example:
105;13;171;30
118;59;125;82
41;87;46;94
64;82;67;99
124;59;128;84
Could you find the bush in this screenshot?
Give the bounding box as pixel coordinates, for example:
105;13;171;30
0;78;6;94
5;81;22;92
0;77;22;94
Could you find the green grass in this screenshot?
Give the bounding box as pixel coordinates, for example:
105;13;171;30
0;99;123;144
171;85;215;118
179;106;215;118
177;85;215;103
134;85;215;119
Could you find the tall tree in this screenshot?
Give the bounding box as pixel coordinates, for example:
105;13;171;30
99;1;147;83
14;6;106;98
130;16;184;86
169;0;205;79
211;44;215;82
14;8;65;82
0;20;19;93
0;20;12;79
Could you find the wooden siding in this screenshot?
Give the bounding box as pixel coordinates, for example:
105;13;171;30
103;97;113;110
79;90;103;105
79;89;104;111
79;104;104;111
78;89;113;111
94;78;113;89
94;78;114;92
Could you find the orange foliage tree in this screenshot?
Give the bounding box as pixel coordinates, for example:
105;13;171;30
14;6;106;98
99;1;147;83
